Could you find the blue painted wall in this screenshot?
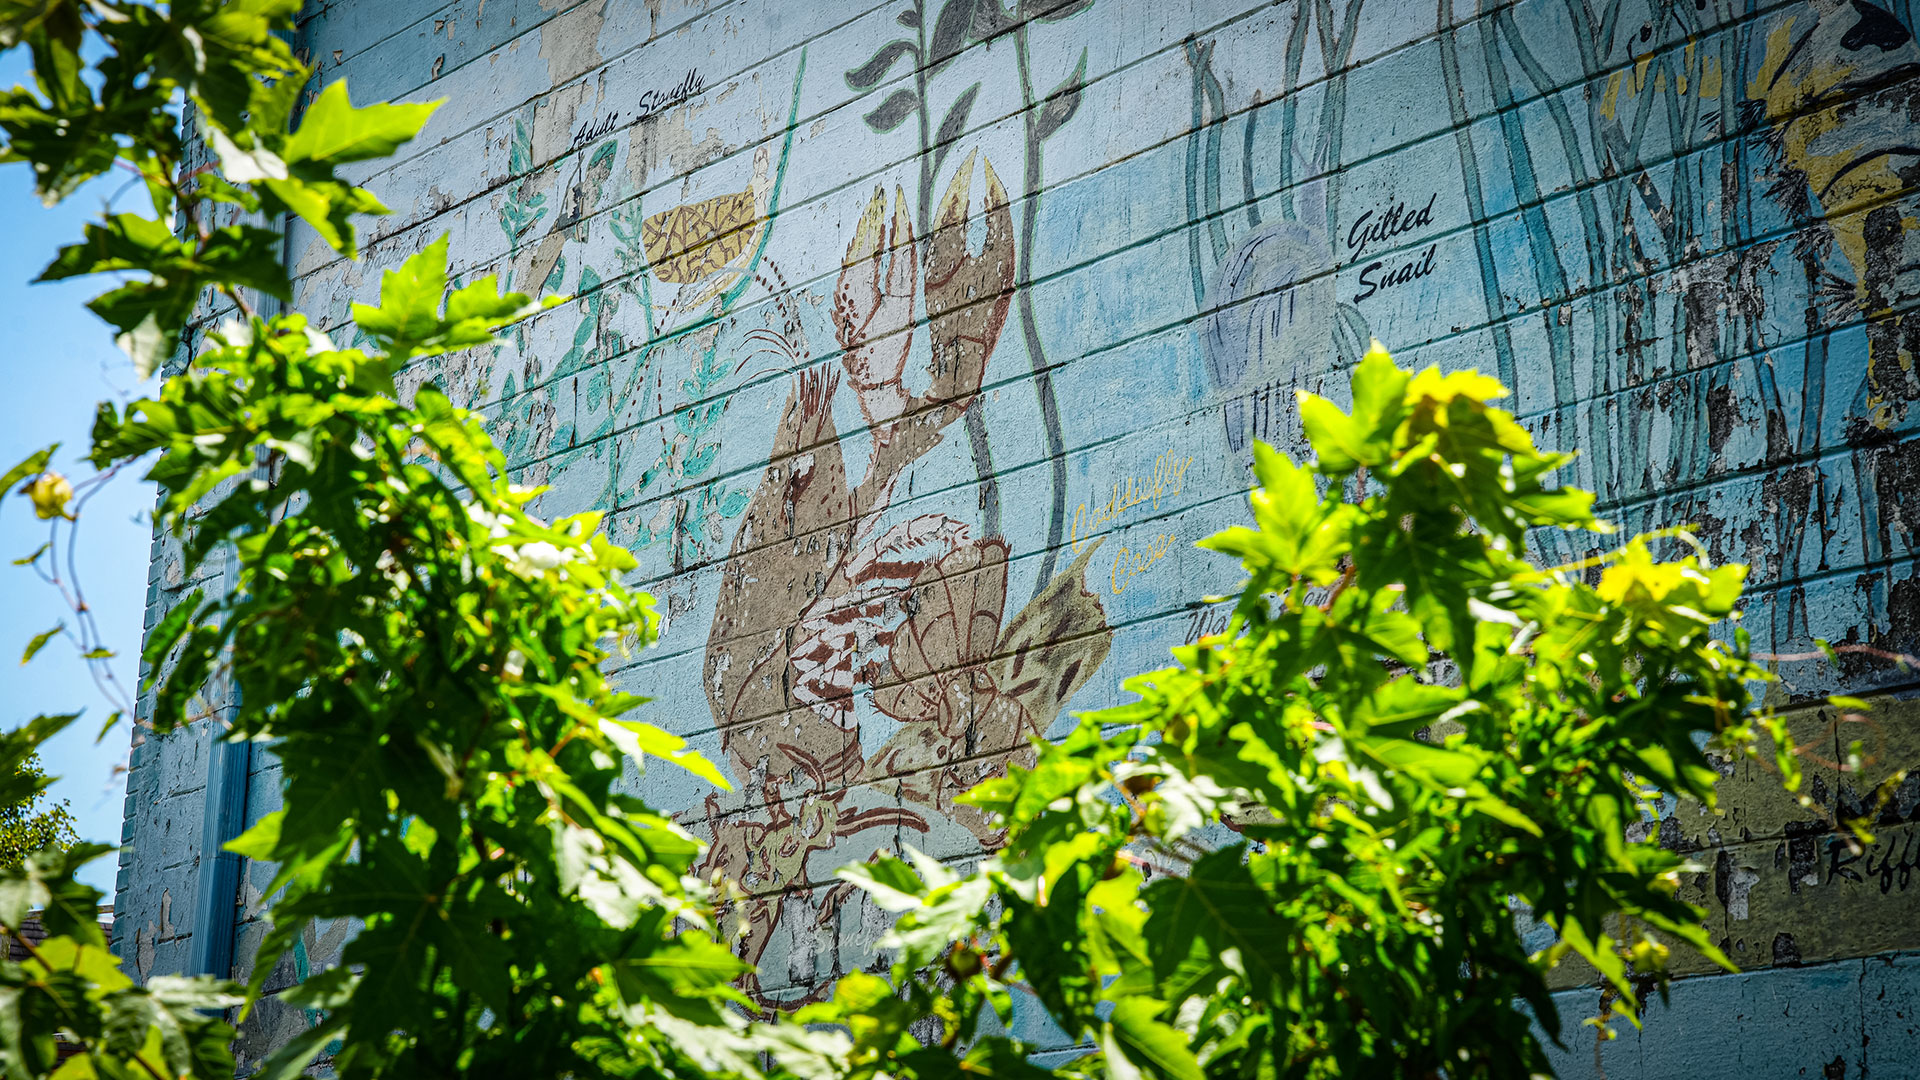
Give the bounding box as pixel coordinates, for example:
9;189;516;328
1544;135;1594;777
112;0;1920;1073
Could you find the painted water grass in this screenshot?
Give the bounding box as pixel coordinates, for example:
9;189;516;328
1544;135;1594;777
0;0;1890;1073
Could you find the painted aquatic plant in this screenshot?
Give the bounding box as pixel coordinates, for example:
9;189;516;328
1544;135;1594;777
813;345;1825;1080
846;0;1096;590
5;2;1898;1077
497;116;549;257
695;150;1121;1004
607;58;809;571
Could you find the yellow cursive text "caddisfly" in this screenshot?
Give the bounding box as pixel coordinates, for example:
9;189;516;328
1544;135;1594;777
1071;451;1194;554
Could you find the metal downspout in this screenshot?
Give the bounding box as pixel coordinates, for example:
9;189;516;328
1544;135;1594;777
186;417;279;982
186;698;250;980
185;223;283;979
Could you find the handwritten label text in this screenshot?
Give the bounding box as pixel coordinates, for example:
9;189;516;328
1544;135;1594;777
567;69;707;151
1347;192;1435;259
1070;451;1194;554
570;111;619;150
1348;192;1440;304
1353;244;1436;303
1111;532;1179;595
637;69;705;122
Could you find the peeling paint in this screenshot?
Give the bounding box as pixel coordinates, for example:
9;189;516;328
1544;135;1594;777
121;0;1920;1067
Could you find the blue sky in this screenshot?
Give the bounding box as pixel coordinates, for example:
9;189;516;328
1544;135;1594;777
0;49;159;895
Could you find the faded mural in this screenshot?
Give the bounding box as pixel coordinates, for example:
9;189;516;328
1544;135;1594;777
113;0;1920;1074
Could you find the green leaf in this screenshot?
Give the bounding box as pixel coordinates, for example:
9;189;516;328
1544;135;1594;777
445;273;532;325
20;623;62;664
1141;846;1288;997
427;906;513;1015
207;125;288;183
352;234;450;344
224;809;281;859
350;236;539;359
37;214;179;281
599;717;730;789
1106;998;1203;1080
1299;391;1369;473
85;281;187;379
880;874;990;975
260;176;385;257
837;854;926;912
619;932;751;989
280;81;439;165
901;1038;1058;1080
1348;339;1411;440
286;856;432;921
1467;795;1543;836
0;445;55;501
253;1011;347;1080
277;966;354;1012
341;912;435;1031
101;985;162;1058
611;931;754;1020
1351;735;1484;789
0;0;79;50
140;588;204;669
1353;679;1464;737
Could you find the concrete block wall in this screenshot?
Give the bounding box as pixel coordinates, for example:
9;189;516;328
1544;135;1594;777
111;0;1920;1074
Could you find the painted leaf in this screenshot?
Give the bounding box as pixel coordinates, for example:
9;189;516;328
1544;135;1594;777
1026;0;1095;19
987;539;1109;732
640;185;758;284
682;441;719;478
969;0;1014;36
846;39;917;90
937;83;980;148
928;0;975;74
863;88;921;134
931;82;981;179
1034;46;1087;142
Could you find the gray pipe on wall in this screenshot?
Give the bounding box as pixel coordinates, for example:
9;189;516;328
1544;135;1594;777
184;314;278;980
186;722;249;980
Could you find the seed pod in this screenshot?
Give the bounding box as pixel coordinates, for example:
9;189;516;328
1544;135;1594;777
945;944;981;979
25;471;72;520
